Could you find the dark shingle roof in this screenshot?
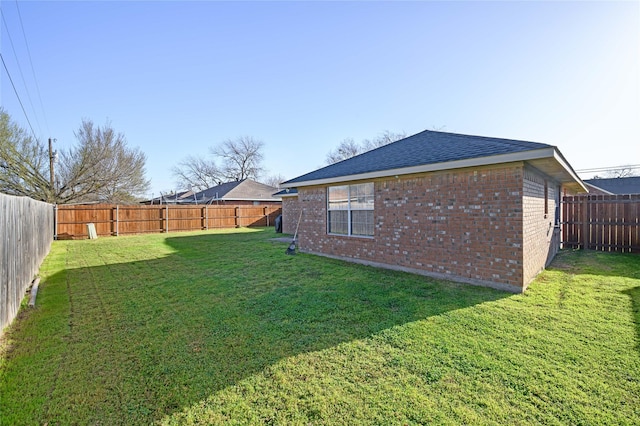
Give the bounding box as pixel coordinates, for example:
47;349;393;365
584;177;640;195
284;130;552;185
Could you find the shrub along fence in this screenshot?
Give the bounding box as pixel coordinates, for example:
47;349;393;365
562;194;640;253
55;204;282;239
1;193;54;334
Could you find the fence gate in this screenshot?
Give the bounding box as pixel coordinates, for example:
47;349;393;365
562;194;640;253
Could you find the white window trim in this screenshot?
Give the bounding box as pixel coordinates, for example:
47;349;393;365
327;183;374;237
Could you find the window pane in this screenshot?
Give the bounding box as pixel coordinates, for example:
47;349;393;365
327;183;374;236
350;183;374;210
328;210;348;234
351;210;374;236
328;185;349;210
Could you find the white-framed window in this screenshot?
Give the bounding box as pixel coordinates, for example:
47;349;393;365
327;183;374;236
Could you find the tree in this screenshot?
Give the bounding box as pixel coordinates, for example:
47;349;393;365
58;119;150;203
172;156;222;191
0;111;150;203
261;173;287;189
213;136;265;181
0;108;53;201
325;138;362;164
325;130;407;164
362;130;407;151
604;166;638;178
173;136;266;190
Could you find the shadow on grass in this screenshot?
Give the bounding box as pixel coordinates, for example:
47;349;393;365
2;229;511;424
623;286;640;354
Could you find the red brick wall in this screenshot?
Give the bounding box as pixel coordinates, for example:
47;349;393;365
522;166;561;286
296;163;533;292
281;197;301;235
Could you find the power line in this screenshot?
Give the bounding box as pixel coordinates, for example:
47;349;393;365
0;52;38;141
14;0;49;136
576;164;640;174
0;7;43;138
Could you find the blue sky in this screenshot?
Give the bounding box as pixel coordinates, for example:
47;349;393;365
1;1;638;197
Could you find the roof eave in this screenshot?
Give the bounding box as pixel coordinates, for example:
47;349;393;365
281;148;562;188
552;149;588;193
584;182;614;195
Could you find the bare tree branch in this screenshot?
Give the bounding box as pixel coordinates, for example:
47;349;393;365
0;111;150;203
172;156;222;191
261;173;287;189
325;131;407;164
211;136;265;181
604;166;639;178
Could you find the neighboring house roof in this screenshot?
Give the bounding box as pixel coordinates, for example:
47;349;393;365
144;190;195;204
583;177;640;195
141;179;280;205
282;129;586;192
193;179;281;203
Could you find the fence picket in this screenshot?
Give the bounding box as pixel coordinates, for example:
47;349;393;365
562;194;640;253
55;204;282;239
1;194;53;334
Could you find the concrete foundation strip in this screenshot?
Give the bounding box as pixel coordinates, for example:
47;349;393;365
28;277;41;308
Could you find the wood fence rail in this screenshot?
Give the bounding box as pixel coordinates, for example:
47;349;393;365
55;204;282;239
562;194;640;253
1;194;53;334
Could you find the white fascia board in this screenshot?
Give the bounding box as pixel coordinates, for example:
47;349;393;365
552;149;588;192
281;148;556;188
584;182;613;195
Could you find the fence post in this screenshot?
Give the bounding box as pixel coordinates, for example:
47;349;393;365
54;204;58;240
265;206;269;227
114;205;120;236
165;204;169;233
581;196;589;250
235;206;240;227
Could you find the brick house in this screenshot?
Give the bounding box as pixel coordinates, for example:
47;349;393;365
280;130;587;293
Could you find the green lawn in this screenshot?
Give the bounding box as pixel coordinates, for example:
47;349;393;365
1;228;639;425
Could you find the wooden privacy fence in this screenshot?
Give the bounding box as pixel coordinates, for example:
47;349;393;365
1;193;54;334
562;194;640;253
55;204;282;239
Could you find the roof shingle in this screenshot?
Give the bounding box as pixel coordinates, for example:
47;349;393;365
283;130;551;185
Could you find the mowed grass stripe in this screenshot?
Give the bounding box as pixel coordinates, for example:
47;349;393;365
1;228;639;425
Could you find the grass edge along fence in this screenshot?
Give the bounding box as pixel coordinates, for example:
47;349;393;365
0;193;53;334
55;204;282;239
562;194;640;253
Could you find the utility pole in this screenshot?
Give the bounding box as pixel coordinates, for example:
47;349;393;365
48;138;56;202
